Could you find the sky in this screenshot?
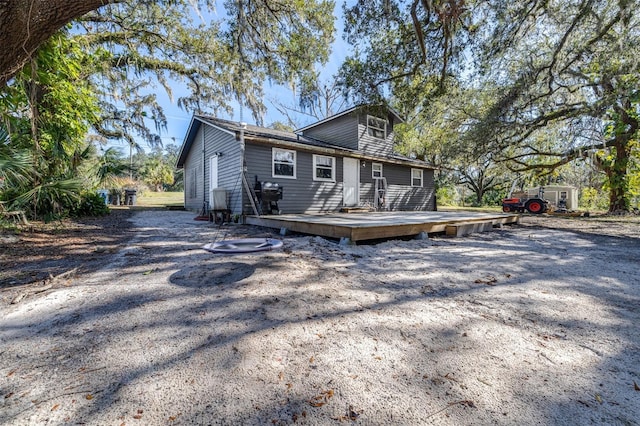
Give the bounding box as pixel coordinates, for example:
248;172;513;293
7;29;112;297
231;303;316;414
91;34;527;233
136;1;352;153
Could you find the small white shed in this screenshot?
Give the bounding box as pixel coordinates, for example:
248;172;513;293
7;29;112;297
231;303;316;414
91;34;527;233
524;185;578;210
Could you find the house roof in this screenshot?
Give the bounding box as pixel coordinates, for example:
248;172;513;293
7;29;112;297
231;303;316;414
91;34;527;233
176;112;432;170
296;104;404;133
199;116;349;150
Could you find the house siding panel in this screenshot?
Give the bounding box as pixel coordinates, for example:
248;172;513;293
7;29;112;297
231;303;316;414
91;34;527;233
183;126;204;211
301;114;358;150
244;143;345;214
202;126;242;213
357;113;396;157
360;163;434;211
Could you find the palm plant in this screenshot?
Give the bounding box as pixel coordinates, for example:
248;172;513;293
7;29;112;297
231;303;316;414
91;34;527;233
95;147;129;188
0;127;32;192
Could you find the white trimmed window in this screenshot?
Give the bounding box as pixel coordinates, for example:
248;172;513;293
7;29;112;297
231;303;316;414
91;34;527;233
411;168;423;187
367;115;387;140
372;162;383;179
272;148;296;178
313;154;336;182
188;168;197;199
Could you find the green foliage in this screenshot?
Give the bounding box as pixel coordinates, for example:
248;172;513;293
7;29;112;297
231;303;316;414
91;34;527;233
579;187;608;212
482;189;506;207
140;155;174;192
0;128;31;190
95;147;129;188
1;2;335;219
11;178;83;221
71;191;110;217
630;142;640;207
340;0;640;213
76;0;334;141
0;31;100;220
435;185;457;206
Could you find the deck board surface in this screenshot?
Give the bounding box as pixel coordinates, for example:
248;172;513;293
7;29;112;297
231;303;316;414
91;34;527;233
246;211;519;241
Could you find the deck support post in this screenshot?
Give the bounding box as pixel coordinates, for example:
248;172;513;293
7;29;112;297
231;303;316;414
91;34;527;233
279;227;289;236
415;231;429;240
339;237;354;246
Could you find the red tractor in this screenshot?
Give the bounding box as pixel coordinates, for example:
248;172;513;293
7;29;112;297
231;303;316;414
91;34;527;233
502;187;550;214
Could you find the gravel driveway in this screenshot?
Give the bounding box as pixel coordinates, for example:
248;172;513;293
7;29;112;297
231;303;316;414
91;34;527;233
1;210;639;425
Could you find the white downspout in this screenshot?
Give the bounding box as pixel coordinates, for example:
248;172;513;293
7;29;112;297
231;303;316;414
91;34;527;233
202;125;207;212
239;122;247;214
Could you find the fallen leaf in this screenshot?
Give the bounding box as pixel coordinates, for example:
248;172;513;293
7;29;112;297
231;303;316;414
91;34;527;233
133;414;142;419
167;411;181;421
85;394;93;400
308;389;334;408
4;392;14;399
7;369;17;377
474;276;498;285
595;394;603;404
278;372;284;381
309;356;314;363
634;381;640;391
51;404;59;411
348;405;362;420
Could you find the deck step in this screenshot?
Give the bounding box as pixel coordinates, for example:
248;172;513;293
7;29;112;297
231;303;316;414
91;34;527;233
339;207;374;213
445;221;494;237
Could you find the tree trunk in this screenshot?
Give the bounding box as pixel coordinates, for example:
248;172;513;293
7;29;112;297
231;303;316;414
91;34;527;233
0;0;119;86
606;140;631;213
474;189;484;206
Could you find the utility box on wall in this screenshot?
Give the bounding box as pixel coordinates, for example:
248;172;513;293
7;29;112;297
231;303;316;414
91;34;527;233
209;188;228;210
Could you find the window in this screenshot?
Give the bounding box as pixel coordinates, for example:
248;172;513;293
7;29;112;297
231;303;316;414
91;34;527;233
372;163;383;178
411;168;423;187
313;155;336;182
188;168;197;199
272;148;296;178
367;115;387;140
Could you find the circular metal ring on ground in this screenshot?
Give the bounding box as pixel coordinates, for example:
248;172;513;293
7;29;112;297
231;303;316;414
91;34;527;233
203;238;283;254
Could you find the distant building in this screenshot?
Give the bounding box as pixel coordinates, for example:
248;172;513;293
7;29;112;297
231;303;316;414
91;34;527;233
520;185;579;210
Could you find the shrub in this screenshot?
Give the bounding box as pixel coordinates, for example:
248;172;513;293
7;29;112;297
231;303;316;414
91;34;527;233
71;191;110;217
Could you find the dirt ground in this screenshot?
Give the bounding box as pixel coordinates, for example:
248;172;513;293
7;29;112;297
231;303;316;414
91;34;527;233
0;210;639;425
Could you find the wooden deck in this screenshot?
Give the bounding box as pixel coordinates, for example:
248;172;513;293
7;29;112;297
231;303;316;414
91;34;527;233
245;211;519;242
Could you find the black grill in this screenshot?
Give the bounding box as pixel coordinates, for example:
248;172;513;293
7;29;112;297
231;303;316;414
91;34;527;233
254;179;283;214
261;182;283;202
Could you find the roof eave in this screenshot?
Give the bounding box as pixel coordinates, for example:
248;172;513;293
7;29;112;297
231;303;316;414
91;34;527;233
243;135;434;169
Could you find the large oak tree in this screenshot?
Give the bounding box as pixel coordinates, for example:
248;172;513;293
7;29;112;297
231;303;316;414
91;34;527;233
1;0;335;218
339;0;640;212
0;0;120;86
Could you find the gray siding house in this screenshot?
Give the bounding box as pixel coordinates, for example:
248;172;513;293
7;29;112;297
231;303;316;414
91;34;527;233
176;106;436;216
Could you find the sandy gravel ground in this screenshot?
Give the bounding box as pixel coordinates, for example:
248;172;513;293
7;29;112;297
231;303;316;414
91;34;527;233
1;211;639;425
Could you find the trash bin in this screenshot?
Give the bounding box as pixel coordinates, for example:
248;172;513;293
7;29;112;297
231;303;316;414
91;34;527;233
97;189;109;205
124;189;137;206
109;191;121;205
